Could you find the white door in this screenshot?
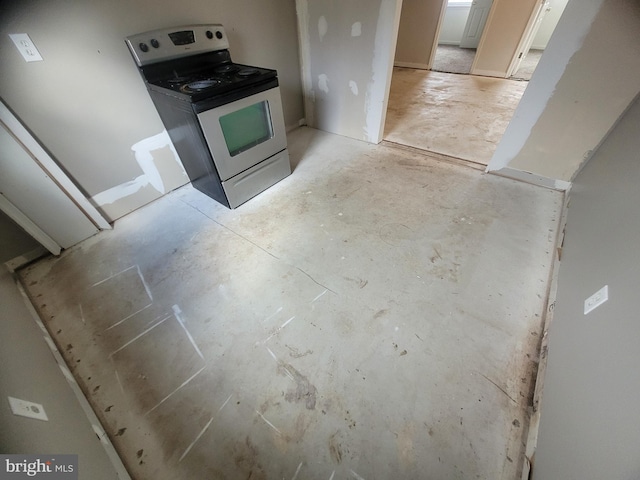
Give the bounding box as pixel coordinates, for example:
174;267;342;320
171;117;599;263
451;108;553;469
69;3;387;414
508;0;550;76
0;116;101;251
459;0;494;49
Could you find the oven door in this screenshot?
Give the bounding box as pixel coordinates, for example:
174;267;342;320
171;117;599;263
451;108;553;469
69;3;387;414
196;86;287;181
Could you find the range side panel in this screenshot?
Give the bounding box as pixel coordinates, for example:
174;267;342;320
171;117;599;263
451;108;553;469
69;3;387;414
148;91;230;207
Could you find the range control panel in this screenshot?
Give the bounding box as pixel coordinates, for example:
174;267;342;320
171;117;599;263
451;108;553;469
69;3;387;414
125;24;229;66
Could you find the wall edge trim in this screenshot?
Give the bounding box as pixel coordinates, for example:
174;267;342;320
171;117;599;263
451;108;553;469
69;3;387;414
488;166;571;191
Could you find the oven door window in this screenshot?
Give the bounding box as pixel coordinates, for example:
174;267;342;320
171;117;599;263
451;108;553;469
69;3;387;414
219;101;274;157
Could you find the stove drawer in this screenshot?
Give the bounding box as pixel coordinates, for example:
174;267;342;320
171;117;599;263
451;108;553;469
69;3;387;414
222;149;290;208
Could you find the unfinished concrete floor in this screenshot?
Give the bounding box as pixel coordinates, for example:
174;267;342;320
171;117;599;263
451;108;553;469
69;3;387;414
384;68;528;165
19;127;562;479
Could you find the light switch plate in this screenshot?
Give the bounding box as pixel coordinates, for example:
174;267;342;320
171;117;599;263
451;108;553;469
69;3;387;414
584;285;608;315
7;396;49;421
9;33;43;62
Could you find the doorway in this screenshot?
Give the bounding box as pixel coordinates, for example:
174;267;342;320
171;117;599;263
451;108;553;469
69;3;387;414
385;0;569;164
432;0;493;75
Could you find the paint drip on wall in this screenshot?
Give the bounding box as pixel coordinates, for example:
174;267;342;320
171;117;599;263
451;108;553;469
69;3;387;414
349;80;359;96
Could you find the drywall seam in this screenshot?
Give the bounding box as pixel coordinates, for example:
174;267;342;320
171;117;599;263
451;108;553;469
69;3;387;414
91;176;150;207
295;0;315;127
351;22;362;37
91;130;181;207
318;15;328;41
318;74;330;93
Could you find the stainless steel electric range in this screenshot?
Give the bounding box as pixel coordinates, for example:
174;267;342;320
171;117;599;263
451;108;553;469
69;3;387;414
125;24;291;208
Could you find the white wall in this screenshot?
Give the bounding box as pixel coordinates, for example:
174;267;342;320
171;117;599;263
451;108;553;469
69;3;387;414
530;0;569;50
533;93;640;480
488;0;640;182
298;0;402;143
0;0;304;222
438;5;471;45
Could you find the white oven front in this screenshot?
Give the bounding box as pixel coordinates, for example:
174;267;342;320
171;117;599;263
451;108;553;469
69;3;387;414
196;86;287;181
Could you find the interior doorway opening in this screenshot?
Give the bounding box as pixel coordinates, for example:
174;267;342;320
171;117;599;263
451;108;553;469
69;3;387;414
384;0;569;165
431;0;568;80
432;0;493;75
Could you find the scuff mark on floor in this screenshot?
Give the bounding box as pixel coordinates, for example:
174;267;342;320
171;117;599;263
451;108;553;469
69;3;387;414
278;363;317;410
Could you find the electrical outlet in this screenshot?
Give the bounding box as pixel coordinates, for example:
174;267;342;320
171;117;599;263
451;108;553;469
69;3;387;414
9;33;43;62
584;285;608;315
7;396;48;421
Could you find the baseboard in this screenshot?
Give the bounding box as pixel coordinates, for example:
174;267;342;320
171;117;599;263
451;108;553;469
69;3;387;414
394;61;430;70
520;187;570;480
437;41;460;46
489;167;571;191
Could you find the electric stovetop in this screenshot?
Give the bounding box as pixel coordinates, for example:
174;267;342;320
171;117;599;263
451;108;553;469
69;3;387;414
141;50;278;103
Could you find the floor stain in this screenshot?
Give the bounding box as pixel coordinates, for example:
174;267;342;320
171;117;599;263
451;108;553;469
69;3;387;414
231;436;266;480
373;309;387;319
279;363;317;410
286;344;313;359
396;423;416;468
328;431;344;464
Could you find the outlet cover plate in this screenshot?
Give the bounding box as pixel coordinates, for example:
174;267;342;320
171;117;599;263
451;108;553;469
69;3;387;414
9;33;43;62
584;285;608;315
8;396;48;421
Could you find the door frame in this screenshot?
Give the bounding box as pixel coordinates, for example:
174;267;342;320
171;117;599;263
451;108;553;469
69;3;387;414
506;0;549;77
0;100;111;236
426;0;547;78
427;0;449;69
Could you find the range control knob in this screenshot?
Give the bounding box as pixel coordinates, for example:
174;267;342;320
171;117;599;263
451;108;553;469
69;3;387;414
206;30;213;39
215;30;223;40
150;38;159;48
139;42;149;52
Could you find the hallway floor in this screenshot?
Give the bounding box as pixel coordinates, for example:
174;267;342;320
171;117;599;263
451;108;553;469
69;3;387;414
384;68;528;165
432;45;475;75
19;127;562;479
